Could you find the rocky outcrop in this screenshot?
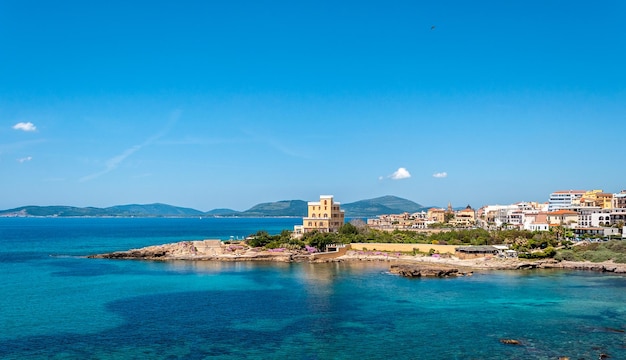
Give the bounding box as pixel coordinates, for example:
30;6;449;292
530;260;626;273
88;240;626;273
88;240;296;262
389;264;472;277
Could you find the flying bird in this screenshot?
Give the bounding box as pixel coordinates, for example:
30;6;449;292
431;25;436;30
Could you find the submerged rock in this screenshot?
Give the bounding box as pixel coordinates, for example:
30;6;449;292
389;264;471;277
499;339;521;345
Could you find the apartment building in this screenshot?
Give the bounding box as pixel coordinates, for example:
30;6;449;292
548;190;586;211
427;208;446;223
367;211;430;230
523;212;549;231
614;191;626;208
546;210;579;227
579;190;613;209
451;205;476;226
590;208;626;227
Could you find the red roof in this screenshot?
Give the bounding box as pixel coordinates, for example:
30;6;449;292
548;210;578;215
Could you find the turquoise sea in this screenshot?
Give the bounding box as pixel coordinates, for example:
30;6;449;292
1;218;626;360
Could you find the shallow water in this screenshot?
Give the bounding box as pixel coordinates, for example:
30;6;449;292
1;218;625;359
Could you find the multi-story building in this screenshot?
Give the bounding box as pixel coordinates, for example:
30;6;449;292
451;205;476;227
367;211;430;230
293;195;345;237
576;206;602;228
546;210;579;228
548;190;586;211
579;190;613;209
613;191;626;208
427;208;446;223
590;208;626;227
523;212;549;231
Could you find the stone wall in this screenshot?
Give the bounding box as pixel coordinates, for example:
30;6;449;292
311;244;351;260
350;243;457;254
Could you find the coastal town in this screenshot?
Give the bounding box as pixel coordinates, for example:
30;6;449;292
364;189;626;240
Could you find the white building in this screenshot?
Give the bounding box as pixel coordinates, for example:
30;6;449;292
548;190;586;211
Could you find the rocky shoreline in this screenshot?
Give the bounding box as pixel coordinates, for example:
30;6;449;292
87;240;626;275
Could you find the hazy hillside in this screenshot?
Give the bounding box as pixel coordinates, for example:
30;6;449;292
342;195;425;217
204;208;240;216
105;203;204;216
240;200;308;217
0;206;109;217
0;203;203;217
0;196;428;218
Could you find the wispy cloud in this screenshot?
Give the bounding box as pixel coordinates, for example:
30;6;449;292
80;111;180;182
433;172;448;178
13;122;37;132
389;167;411;180
17;156;32;163
240;126;308;159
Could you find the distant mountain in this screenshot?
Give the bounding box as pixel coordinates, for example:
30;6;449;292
342;195;426;217
205;208;240;216
0;206;109;217
0;196;428;218
0;203;203;217
106;203;204;217
240;200;307;217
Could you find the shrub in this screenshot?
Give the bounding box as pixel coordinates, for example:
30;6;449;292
554;250;581;262
581;249;613;263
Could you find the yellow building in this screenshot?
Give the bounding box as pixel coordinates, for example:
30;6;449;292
293;195;345;237
452;205;476;226
546;210;579;228
579;190;613;209
427;208;446;223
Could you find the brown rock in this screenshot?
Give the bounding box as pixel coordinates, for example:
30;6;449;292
389;264;470;277
499;339;521;345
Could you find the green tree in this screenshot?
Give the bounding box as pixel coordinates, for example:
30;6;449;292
339;222;359;235
305;231;337;251
246;230;274;248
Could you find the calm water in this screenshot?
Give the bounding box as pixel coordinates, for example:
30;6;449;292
1;218;625;359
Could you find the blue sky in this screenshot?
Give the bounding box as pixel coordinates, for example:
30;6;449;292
1;1;625;211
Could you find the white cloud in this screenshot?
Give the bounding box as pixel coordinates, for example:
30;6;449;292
390;167;411;180
13;122;37;132
433;172;448;178
17;156;32;163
